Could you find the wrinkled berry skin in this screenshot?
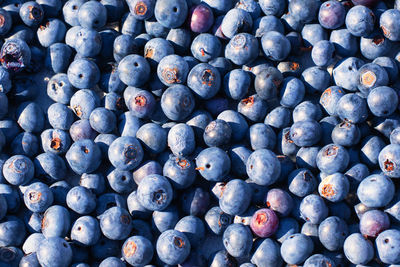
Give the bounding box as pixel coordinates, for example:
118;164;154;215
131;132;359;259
0;39;30;72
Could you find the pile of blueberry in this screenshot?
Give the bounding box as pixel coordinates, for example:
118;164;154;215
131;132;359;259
3;0;400;265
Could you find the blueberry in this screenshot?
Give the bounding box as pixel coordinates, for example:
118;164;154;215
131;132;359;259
118;54;150;87
281;233;314;265
156;229;191;265
187;63;221;100
248;123;276;151
23;182;53;213
261;31;291;62
66;139;101;175
360;31;392;60
238;94;268;122
154;0;187;28
303;254;336;267
143;37;173;68
293;101;322;123
222;71;248;101
288;168;317;197
37;237;72;267
174;215;205;248
345;5;375;37
316;144;349;174
246;149;280;186
223;223;253;258
191;33;221;63
279;77;305;108
62;0;85;26
367;86;398;117
71;216;101;246
301;24;328;48
3;155;34;186
219;179;252;216
251;238;282;266
220;8;252;39
99;206;132;240
137;174;173;211
357;174;395;208
318;0;346;29
195;147;230;182
108;136;144;171
205;206;232;235
66;186;96;215
122;235;154;266
253;15;284;36
180;187;210;217
225;33;259;66
300;194;328;224
318;216;348;251
318;172;350;202
151;204;179;234
311;40;335;67
126;0;154;20
167;124;195;156
380;9;400;42
266;188;293;217
376;229;400;264
78;0;107;29
41;205;70;238
250;208;279;238
19;1;44;27
290;119;321;147
254;67;283;101
67;59;100;89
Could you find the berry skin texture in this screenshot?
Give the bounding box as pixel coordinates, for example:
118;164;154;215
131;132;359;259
4;0;400;264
